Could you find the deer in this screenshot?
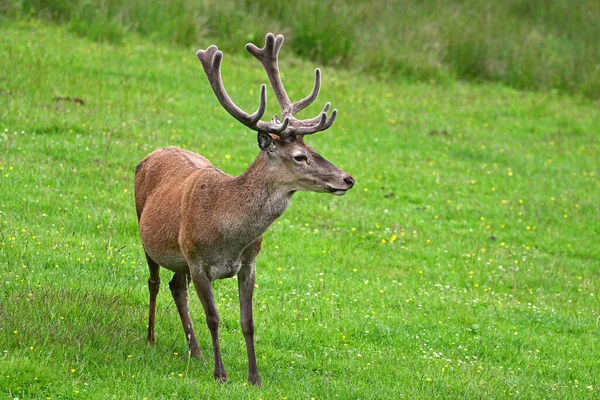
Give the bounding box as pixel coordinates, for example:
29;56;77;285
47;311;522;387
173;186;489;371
134;33;355;386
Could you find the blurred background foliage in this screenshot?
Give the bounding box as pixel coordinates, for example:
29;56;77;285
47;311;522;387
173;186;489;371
2;0;599;99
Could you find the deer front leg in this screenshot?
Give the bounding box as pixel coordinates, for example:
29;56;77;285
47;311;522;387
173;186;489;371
190;267;227;382
238;262;261;386
169;272;203;358
145;252;160;345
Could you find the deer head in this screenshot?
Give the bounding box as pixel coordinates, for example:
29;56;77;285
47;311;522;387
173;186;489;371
196;33;355;195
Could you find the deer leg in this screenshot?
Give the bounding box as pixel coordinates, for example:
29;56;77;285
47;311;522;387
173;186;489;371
169;272;203;358
190;268;227;382
145;252;160;345
238;262;261;386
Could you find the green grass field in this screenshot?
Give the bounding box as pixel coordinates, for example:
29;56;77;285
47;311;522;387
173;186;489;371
1;20;599;399
4;0;600;99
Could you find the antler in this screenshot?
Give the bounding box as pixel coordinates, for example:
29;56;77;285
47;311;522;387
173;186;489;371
196;33;336;140
196;45;289;134
246;33;337;138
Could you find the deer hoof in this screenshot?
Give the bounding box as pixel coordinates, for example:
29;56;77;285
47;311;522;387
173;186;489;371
189;346;203;359
214;369;228;383
249;375;262;387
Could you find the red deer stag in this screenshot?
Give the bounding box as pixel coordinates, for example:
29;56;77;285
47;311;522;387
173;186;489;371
134;33;355;386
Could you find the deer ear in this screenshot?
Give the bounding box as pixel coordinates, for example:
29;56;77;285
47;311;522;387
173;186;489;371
257;131;275;151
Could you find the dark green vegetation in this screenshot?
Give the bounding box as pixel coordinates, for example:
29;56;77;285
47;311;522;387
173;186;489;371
1;17;599;399
3;0;600;99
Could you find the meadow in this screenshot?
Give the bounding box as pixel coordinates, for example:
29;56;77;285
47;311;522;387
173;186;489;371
3;0;600;99
1;17;600;399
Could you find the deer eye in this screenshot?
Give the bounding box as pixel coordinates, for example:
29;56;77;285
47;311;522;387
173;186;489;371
293;154;308;163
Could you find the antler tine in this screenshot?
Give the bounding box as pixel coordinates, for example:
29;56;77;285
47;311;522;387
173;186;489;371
320;109;337;131
294;102;331;125
246;33;292;114
289;68;321;115
292;109;338;135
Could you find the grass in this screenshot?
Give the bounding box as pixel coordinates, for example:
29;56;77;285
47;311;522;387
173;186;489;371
1;19;600;398
2;0;600;99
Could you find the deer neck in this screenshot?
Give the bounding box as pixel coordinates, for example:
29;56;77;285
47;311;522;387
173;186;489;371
229;152;294;230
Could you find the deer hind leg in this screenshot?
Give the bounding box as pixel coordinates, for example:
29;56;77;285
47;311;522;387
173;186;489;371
190;267;227;382
169;272;203;358
145;252;160;345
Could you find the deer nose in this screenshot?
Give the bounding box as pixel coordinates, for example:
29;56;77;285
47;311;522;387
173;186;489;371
344;176;355;188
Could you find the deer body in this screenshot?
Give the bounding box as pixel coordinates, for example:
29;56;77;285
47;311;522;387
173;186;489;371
136;146;292;279
135;34;354;386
